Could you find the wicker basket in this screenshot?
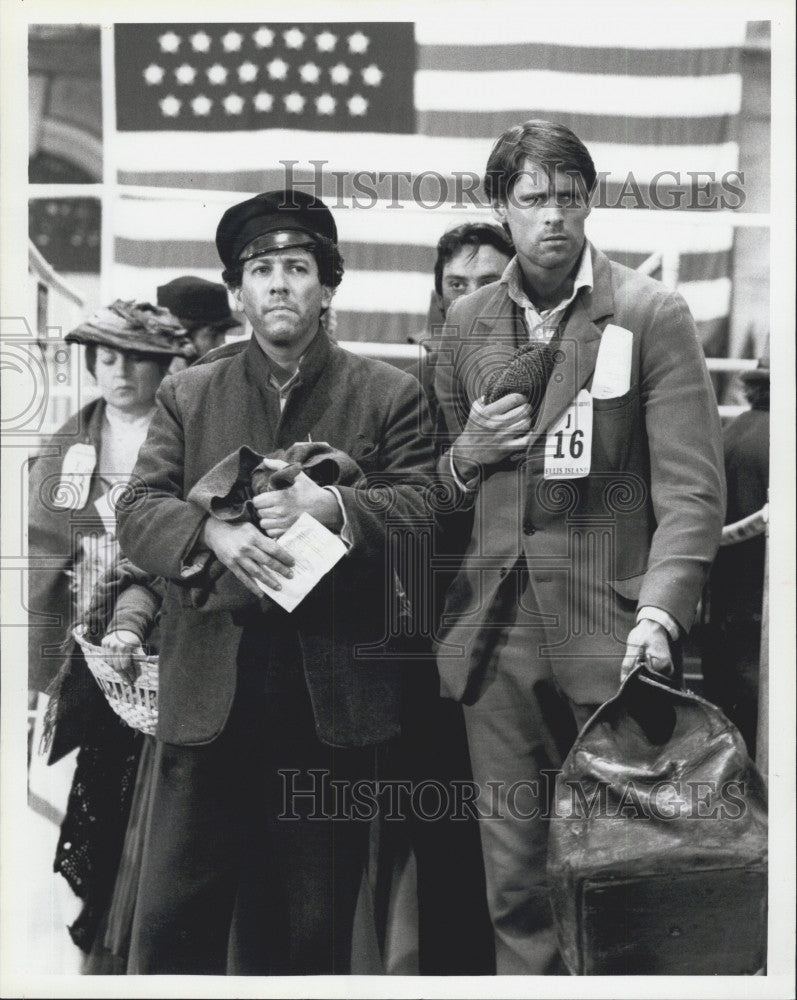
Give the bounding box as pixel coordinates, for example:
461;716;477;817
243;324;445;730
73;625;159;735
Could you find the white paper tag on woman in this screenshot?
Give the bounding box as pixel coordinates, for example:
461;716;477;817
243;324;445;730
544;389;593;479
56;442;96;509
255;512;347;613
94;490;119;535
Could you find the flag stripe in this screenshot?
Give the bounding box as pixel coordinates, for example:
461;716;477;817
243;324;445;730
417;111;736;146
113;130;740;177
414;70;742;116
417;42;741;76
114;193;736;254
414;20;748;49
114;236;730;285
111;263;730;322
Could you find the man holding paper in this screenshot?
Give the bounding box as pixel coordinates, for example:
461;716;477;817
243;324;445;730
433;120;726;973
117;190;434;974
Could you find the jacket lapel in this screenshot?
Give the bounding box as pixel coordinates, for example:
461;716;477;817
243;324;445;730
460;284;525;403
526;244;615;449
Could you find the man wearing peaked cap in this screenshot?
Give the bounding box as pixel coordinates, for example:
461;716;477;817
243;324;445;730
118;190;435;974
157;276;241;358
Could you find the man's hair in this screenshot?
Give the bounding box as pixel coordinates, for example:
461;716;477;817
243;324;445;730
483;119;597;205
222;234;345;290
433;223;514;296
85;343;173;379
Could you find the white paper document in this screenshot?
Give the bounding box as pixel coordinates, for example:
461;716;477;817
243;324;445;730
591;323;633;399
255;511;347;613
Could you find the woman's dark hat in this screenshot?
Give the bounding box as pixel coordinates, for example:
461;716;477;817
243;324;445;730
65;300;197;358
215;189;338;270
157;276;237;329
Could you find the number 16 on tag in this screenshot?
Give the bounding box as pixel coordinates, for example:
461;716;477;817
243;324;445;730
543;389;593;479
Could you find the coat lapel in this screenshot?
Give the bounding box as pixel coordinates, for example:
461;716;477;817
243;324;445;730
460;284;525;403
526;244;615;449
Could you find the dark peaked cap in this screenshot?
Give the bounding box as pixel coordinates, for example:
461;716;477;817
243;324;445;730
157;276;236;326
216;190;338;271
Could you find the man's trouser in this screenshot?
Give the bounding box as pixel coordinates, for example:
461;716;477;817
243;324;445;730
127;682;374;975
459;586;580;976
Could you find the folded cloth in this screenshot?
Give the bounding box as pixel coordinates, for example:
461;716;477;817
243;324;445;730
483;340;556;420
185;441;363;612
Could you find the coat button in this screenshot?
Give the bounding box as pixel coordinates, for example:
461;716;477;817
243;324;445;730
499;567;509;579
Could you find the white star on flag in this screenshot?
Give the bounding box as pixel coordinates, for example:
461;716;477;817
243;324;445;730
315;31;337;52
159;94;181;116
174;64;197;85
223;93;245;115
299;63;321;84
329;63;351;85
253;27;275;48
347;94;368;116
191;95;213;116
284;28;305;50
222;31;243;52
143;64;165;85
348;31;369;54
191;31;211;52
158;32;181;54
253;91;274;111
238;62;258;83
206;64;228;85
191;31;211;53
362;64;383;86
315;93;336;115
284;91;306;113
267;58;289;81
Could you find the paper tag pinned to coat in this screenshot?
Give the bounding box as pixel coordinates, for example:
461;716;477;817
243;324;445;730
591;324;633;399
55;442;96;509
544;389;593;479
93;490;119;535
255;512;347;613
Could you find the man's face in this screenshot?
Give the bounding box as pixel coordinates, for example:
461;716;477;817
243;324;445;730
440;243;511;312
233;247;332;356
495;159;590;275
189;324;228;358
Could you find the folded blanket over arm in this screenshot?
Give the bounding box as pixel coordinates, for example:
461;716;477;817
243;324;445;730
184;441;363;611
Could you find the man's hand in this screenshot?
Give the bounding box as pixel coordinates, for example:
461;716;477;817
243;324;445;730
451;393;532;478
620;619;674;683
202;517;295;595
102;629;145;686
252;460;343;538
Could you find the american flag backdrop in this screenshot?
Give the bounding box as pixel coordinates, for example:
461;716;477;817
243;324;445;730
110;19;748;350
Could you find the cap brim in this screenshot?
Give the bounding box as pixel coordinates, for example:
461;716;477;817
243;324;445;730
238;229;317;262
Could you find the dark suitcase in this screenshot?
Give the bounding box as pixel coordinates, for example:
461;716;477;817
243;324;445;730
547;665;768;975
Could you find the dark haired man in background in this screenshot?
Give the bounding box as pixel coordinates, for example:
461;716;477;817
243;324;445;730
411;222;513;425
434;120;725;972
118;190;434;975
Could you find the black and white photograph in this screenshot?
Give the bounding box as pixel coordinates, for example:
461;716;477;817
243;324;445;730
1;0;794;996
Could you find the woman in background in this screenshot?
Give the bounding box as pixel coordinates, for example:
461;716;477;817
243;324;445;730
28;301;195;969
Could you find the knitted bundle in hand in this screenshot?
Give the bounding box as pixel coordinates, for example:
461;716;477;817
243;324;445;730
483;341;556;417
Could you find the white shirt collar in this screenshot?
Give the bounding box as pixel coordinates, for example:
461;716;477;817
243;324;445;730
501;241;593;317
